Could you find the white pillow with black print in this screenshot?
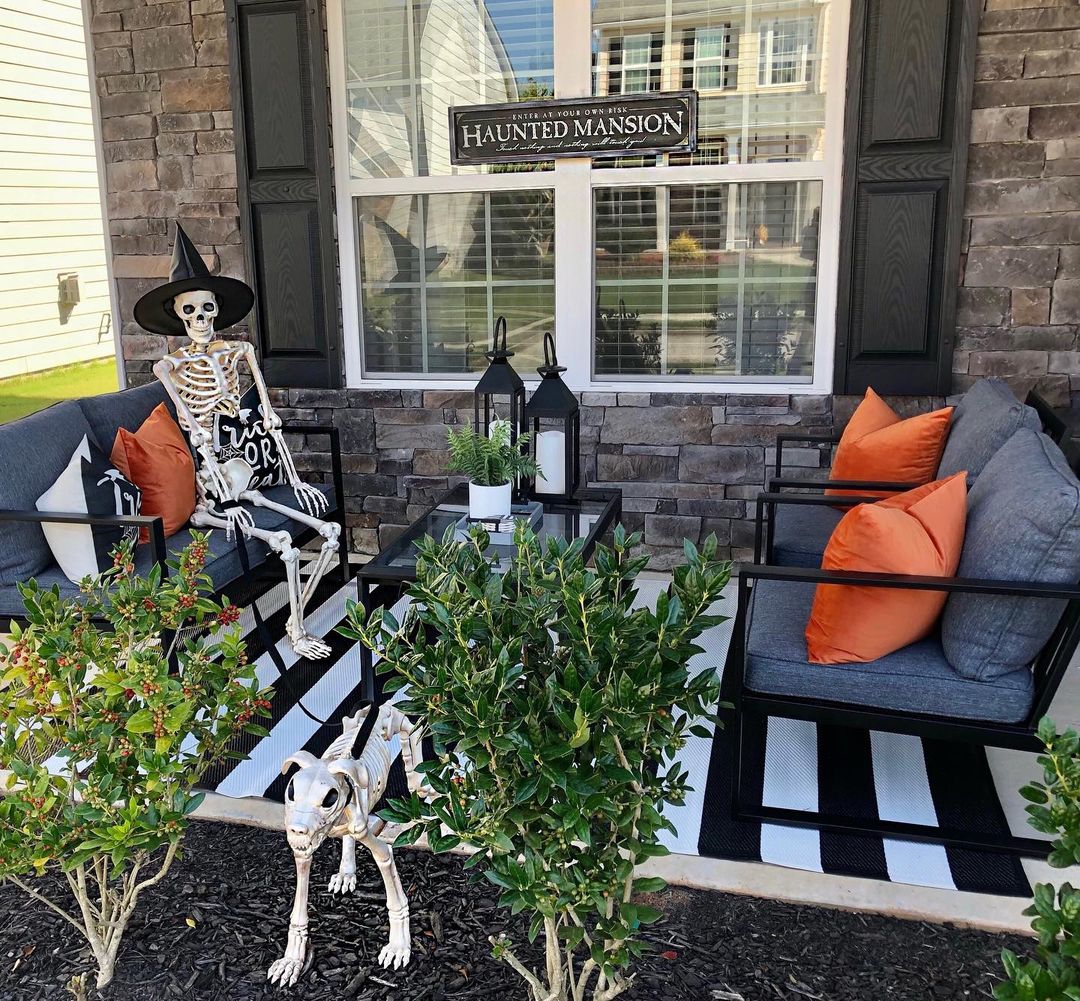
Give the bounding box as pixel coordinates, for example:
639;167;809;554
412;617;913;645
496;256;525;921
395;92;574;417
213;384;286;488
36;435;142;583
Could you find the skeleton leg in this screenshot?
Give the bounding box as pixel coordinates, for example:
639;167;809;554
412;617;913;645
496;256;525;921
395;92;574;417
191;508;331;660
278;536;333;660
328;835;357;894
360;830;411;970
381;707;434;800
239;491;341;605
268;851;312;987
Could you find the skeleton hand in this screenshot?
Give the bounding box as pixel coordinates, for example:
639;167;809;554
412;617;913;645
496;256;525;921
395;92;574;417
221;504;254;541
292;482;328;517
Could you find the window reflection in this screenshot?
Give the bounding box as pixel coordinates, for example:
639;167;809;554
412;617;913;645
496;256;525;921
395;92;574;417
592;0;830;167
359;191;555;376
594;182;820;379
343;0;555;178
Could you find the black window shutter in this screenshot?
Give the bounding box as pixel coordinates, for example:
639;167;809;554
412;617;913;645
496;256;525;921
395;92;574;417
607;38;622;96
833;0;979;395
226;0;341;389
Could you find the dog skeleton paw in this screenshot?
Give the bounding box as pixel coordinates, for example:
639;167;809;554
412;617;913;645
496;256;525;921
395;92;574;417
328;872;356;894
268;956;304;987
378;941;411;970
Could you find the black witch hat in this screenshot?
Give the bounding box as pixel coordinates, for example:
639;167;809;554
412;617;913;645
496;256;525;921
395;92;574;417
133;222;254;336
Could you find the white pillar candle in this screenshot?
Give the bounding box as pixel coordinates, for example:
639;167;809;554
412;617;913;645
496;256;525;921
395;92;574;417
488;417;511;441
534;430;566;495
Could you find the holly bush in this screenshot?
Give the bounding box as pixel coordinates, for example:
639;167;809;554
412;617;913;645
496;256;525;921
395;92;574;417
0;534;270;988
996;719;1080;1001
344;526;730;1001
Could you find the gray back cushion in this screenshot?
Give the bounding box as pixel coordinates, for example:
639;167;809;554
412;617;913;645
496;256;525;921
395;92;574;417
0;401;97;585
942;429;1080;680
78;381;176;454
938;378;1041;484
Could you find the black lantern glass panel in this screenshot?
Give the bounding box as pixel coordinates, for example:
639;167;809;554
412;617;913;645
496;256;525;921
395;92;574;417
473;315;526;447
525;332;580;502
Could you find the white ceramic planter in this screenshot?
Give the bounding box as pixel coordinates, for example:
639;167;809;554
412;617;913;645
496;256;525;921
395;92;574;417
469;480;512;521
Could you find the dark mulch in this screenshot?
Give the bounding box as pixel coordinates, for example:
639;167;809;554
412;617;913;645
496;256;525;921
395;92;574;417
0;820;1032;1001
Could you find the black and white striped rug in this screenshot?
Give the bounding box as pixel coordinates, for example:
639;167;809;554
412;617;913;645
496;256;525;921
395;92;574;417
203;575;1032;898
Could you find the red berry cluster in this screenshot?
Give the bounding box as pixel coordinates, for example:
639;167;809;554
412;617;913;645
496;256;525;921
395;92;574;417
235;696;271;726
217;604;241;627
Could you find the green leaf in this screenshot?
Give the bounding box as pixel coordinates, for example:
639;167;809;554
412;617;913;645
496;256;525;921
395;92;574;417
126;710;155;734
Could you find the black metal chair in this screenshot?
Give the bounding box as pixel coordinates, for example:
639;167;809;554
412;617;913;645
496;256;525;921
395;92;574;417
724;490;1080;858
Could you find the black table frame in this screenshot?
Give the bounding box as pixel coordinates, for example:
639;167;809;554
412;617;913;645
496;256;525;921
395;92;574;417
354;486;622;701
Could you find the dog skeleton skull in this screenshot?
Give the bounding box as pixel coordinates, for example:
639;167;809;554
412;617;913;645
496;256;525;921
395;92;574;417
151;286;341;660
268;703;431;987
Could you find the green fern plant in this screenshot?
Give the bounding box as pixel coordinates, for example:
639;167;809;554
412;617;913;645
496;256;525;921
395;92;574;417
446;422;538;486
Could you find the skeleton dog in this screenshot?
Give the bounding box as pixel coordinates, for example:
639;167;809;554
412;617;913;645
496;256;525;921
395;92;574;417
135;223;341;659
268;702;432;987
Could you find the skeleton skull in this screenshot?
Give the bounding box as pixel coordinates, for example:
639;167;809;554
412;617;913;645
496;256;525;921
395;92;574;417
172;289;218;344
283;752;351;858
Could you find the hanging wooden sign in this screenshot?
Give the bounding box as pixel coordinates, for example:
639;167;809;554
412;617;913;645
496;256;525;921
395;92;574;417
448;91;697;165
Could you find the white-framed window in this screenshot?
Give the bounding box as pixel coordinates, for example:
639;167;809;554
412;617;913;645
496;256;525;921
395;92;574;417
759;18;815;87
329;0;848;393
621;33;653;94
693;26;729;91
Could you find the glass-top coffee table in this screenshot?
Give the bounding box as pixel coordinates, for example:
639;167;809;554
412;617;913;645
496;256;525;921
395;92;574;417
354;484;622;698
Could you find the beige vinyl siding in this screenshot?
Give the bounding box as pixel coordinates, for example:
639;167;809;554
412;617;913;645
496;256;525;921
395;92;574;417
0;0;114;380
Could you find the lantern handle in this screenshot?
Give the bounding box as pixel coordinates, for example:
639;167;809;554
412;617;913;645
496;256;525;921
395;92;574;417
543;331;557;368
493;315;507;354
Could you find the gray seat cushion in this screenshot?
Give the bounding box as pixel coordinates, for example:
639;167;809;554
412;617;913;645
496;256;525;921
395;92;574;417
942;429;1080;680
0;483;335;618
0;401;99;586
78;381;178;454
938;378;1041;485
771;503;844;568
746;579;1034;724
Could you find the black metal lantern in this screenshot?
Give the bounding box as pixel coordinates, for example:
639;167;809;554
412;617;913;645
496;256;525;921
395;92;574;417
473;315;526;446
525;332;580;501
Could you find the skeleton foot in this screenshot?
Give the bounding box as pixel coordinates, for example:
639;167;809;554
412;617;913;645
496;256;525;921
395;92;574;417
327;871;356;894
267;955;304;988
268;923;309;987
378;926;411;971
292;632;332;660
286;618;332;659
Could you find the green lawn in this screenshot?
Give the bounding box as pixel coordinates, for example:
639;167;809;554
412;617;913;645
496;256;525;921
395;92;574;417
0;358;120;425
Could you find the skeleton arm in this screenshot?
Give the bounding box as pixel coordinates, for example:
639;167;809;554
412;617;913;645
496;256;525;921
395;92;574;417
239;342;326;516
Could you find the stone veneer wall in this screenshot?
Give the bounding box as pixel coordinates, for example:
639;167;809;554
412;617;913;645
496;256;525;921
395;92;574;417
956;0;1080;406
89;0;244;381
266;388;852;566
85;0;1066;563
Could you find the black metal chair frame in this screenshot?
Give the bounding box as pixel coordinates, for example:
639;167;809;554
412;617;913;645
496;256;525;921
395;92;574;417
726;490;1080;858
0;421;351;631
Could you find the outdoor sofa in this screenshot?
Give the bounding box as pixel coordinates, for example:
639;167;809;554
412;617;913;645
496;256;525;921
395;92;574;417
727;379;1080;854
0;381;349;623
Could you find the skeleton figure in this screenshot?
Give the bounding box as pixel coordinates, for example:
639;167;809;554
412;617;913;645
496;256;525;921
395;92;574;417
135;223;341;659
269;703;431;987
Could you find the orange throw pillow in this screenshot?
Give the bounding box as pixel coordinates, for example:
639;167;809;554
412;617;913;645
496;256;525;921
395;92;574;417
827;388;953;496
805;472;968;665
111;404;196;539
